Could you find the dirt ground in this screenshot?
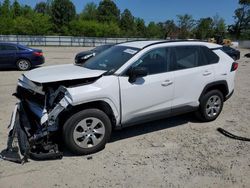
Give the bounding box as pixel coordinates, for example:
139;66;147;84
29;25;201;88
0;47;250;188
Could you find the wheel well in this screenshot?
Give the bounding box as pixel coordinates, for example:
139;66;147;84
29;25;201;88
200;81;229;101
59;101;116;128
17;58;31;62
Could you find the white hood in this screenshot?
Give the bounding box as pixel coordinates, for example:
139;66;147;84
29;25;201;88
24;64;106;83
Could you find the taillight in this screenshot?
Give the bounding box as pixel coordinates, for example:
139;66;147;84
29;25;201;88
231;62;238;72
33;52;43;56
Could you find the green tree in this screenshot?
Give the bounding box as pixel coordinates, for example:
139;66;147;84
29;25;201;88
177;14;195;39
146;22;162;38
81;2;98;20
0;17;14;34
34;2;47;14
163;20;178;39
11;0;21;17
69;20;120;37
135;18;146;37
120;9;135;36
51;0;76;34
14;17;33;34
1;0;11;17
30;14;52;35
195;17;213;39
97;0;120;23
21;5;34;17
240;0;250;5
213;14;226;35
229;1;250;39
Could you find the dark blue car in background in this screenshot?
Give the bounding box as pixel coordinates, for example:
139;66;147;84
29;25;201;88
0;43;44;71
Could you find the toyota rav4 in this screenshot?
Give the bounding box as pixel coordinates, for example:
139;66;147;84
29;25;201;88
6;40;237;158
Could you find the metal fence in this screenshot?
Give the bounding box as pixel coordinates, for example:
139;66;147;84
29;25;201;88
0;35;147;47
239;40;250;49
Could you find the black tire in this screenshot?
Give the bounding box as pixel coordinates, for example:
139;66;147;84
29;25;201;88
195;90;224;122
16;59;31;71
63;109;112;155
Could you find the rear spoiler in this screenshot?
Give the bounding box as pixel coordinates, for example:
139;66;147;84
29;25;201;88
210;47;222;50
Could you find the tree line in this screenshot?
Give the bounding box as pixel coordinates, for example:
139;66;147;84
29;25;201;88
0;0;249;39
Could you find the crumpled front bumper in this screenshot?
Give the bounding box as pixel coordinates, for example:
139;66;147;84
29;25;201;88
1;76;74;163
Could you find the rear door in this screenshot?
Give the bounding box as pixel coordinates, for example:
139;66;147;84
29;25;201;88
171;45;216;109
0;44;17;67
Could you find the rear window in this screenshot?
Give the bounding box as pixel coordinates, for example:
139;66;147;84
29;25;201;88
201;46;219;64
170;45;219;71
0;45;17;51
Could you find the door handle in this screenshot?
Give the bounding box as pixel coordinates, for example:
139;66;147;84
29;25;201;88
161;80;173;87
203;71;212;76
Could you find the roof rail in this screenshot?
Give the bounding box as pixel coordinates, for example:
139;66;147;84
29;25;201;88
142;39;204;49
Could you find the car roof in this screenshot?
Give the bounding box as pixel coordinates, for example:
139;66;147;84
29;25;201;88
0;42;18;46
0;42;31;49
118;40;222;49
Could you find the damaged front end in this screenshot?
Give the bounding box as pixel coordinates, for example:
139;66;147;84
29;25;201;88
1;75;74;163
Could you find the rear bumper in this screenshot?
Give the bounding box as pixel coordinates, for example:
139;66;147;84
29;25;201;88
225;89;234;101
31;56;45;66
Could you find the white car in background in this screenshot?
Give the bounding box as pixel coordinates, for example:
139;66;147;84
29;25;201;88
8;40;237;158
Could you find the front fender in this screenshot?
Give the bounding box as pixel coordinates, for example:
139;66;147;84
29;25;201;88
65;76;121;124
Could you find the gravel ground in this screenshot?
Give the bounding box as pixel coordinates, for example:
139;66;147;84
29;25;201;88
0;47;250;188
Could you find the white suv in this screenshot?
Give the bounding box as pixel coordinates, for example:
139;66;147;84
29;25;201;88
10;40;237;156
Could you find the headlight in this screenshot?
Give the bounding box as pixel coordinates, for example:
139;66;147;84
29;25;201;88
82;53;95;60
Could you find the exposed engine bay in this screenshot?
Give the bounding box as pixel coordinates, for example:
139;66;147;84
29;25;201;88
1;74;100;164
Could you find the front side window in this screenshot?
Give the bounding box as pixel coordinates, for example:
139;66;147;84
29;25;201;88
132;48;170;75
82;46;139;74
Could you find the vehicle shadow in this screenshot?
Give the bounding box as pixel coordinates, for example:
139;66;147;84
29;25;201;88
110;113;200;143
0;66;42;72
63;113;201;157
0;67;20;72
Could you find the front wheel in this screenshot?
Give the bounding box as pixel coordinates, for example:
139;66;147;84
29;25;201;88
63;109;112;155
195;90;224;122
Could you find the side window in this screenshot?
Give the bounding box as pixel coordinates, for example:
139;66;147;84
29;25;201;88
1;45;17;51
201;46;219;64
133;48;169;75
173;46;200;70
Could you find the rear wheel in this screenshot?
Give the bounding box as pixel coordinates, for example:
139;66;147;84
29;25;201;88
195;90;224;122
63;109;112;155
17;59;31;71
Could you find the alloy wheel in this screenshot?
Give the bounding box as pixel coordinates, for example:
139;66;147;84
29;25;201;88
205;95;222;118
73;117;105;148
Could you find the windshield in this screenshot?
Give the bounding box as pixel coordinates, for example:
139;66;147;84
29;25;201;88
92;45;112;52
82;46;139;73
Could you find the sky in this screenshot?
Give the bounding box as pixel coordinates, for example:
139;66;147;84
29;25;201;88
10;0;239;25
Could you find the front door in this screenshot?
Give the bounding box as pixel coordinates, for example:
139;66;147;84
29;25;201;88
119;47;174;125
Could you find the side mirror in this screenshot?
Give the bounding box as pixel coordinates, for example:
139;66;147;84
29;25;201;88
127;67;148;83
